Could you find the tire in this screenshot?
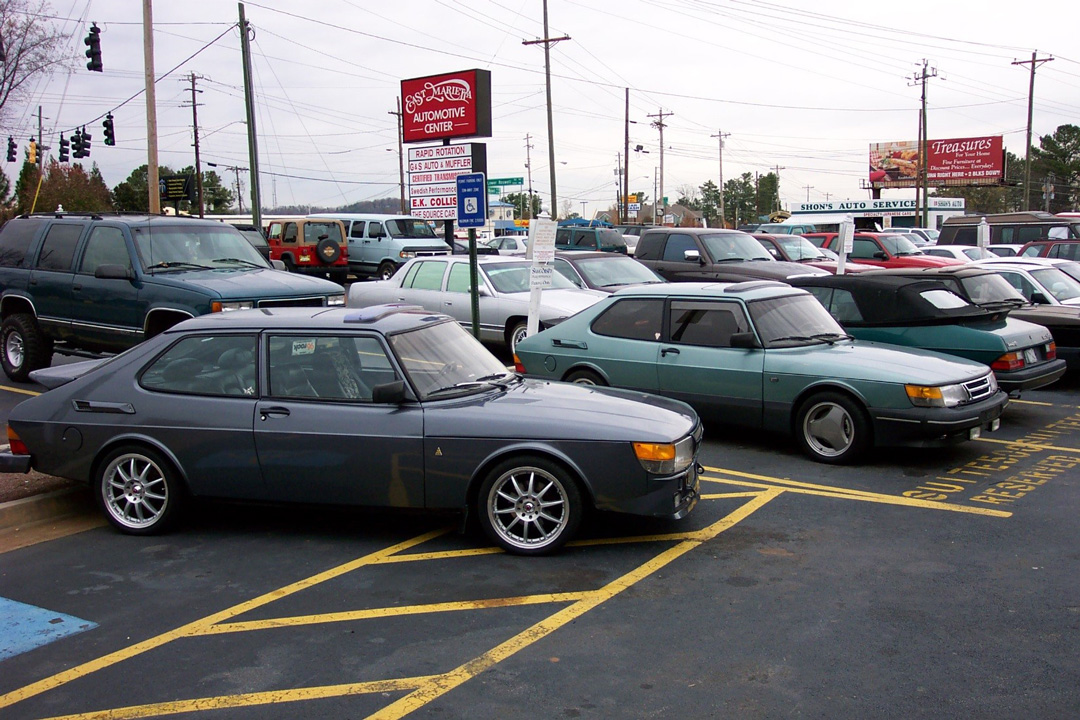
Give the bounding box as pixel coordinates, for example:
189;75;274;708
96;445;182;535
565;368;606;386
1;313;52;382
329;269;349;285
795;391;871;464
477;455;583;555
377;261;398;281
316;238;342;264
282;256;297;273
508;321;529;354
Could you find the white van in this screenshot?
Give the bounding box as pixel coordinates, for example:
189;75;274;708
309;213;451;280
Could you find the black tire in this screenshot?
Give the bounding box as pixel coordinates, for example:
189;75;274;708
565;368;606;386
377;261;397;281
508;321;529;354
477;455;583;555
95;445;183;535
329;269;349;285
1;313;52;382
795;391;871;464
282;256;297;273
315;238;342;264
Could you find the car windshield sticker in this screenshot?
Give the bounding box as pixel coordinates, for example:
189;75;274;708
292;340;316;356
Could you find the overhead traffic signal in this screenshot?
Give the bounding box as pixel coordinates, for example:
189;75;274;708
27;138;37;164
71;129;84;159
59;134;70;162
79;127;92;158
84;23;102;72
6;137;15;163
103;114;115;146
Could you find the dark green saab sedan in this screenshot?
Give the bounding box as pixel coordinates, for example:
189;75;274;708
514;281;1009;464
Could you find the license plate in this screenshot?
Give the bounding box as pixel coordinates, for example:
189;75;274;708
1024;348;1038;364
969;426;981;440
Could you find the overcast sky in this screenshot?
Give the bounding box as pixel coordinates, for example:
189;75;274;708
7;0;1079;216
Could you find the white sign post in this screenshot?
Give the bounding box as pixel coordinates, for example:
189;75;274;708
836;216;855;275
976;217;989;249
526;219;558;340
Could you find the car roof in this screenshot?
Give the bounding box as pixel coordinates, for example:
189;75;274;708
943;212;1062;225
18;212;229;228
973;257;1068;269
610;280;804;302
170;305;448;335
640;227;751;236
555;251;621;260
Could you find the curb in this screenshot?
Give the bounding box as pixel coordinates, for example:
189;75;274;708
0;486;94;532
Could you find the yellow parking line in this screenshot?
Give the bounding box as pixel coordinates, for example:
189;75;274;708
0;384;40;396
1009;399;1058;407
976;437;1080;454
0;526;455;712
369;489;783;720
704;465;904;500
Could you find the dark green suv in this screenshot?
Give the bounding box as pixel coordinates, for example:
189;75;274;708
0;213;345;381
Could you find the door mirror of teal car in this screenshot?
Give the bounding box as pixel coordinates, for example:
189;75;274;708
730;332;761;349
94;264;134;280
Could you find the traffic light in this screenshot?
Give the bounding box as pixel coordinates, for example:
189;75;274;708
27;138;37;164
6;137;15;163
71;129;83;159
59;134;70;162
80;127;92;158
102;114;115;146
84;23;102;72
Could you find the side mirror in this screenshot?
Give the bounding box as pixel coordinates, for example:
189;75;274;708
729;332;760;349
476;286;490;297
94;264;134;280
1030;292;1050;305
271;259;287;271
371;380;407;404
684;249;701;263
873;251;888;259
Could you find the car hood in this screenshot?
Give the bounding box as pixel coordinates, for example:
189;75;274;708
803;260;877;274
1010;304;1080;328
424;378;698;443
717;260;828;280
888;255;963;267
501;288;608;315
144;267;343;298
770;340;993;385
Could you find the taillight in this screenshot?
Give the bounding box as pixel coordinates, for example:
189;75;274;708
513;354;525;374
991;351;1024;371
7;426;28;456
1046;341;1057;360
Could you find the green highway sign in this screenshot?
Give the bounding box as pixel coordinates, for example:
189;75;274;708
487;177;524;191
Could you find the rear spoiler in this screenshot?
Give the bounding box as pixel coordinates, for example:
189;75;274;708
28;358;107;390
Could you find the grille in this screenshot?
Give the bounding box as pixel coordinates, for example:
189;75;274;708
963;373;996;403
257;296;328;309
416;250;450;257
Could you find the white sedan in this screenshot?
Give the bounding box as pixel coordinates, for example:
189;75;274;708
922;245;998;262
348;255;606;351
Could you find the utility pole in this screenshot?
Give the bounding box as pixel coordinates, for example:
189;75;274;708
388;98;405;213
649;108;672;226
186;73;205;217
711;129;730;227
804;185;814;202
1013;52;1054;211
909;59;937;226
36;106;43;165
773;164;786;212
623;88;630;225
143;0;160;214
238;2;263;230
523;0;569;219
524;133;534;221
615;152;623;223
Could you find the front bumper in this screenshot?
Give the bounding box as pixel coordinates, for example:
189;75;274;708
995;358;1067;392
870;391;1009;448
610;462;701;520
0;451;32;473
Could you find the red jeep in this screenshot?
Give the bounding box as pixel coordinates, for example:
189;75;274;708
267;218;350;284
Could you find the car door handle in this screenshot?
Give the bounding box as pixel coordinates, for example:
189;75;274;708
444;301;453;306
72;283;82;291
661;347;680;356
260;406;291;420
552;339;587;349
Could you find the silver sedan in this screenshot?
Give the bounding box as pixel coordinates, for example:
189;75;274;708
347;255;606;351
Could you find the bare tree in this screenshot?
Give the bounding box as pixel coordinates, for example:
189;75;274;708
0;1;69;124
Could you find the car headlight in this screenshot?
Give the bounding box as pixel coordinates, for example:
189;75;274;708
399;251;416;259
211;301;254;313
905;382;968;408
326;294;346;306
634;435;695;475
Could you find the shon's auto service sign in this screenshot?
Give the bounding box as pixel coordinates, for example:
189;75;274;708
401;69;492;144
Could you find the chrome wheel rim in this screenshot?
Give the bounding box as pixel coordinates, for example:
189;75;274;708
5;331;24;370
102;453;169;529
802;401;855;458
511;326;528;353
487;466;569;551
570;375;598;385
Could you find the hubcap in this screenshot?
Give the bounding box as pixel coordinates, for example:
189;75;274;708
103;454;169;529
488;467;568;550
803;402;854;458
5;332;24;369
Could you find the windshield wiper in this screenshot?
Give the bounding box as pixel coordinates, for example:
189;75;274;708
146;261;213;271
810;332;853;344
211;257;264;268
768;334;820;343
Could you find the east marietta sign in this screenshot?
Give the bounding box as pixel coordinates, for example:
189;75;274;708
407;143;487;220
401;69;492;144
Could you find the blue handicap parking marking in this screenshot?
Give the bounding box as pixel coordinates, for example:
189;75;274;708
0;596;97;660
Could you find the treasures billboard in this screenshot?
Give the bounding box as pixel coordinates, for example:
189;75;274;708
869;135;1004;188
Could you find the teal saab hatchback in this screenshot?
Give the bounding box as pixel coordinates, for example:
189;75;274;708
514;281;1009;464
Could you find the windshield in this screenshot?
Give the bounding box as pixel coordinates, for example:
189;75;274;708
700;232;773;262
386;219;437;239
1031;268;1080;301
775;236;827;261
958;274;1027;305
1055;261;1080;284
748;293;847;348
484;261;578;293
134;225;270;270
389;320;512;400
877;234;922;256
572;255;663;287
